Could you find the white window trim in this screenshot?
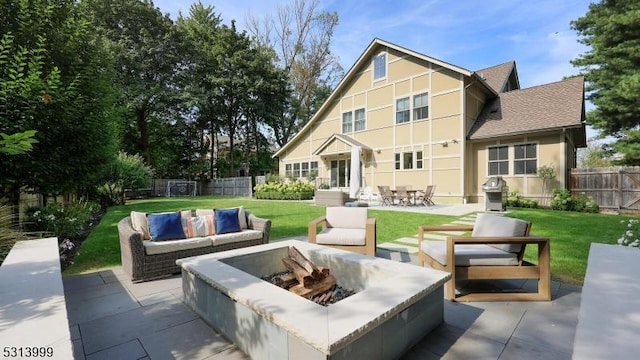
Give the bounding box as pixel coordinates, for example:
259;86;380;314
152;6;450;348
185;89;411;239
486;142;540;177
412;92;430;122
354;108;366;132
513;142;539;176
487;145;509;176
373;52;387;82
395;96;411;124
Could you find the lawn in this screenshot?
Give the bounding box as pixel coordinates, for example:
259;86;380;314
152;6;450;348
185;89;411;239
66;196;634;285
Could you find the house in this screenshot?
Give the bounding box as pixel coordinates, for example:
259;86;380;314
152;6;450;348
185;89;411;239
273;38;586;204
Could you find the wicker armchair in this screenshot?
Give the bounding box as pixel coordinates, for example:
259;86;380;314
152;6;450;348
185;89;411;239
118;211;271;282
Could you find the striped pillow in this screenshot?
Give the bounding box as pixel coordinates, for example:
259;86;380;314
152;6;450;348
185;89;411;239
185;215;215;238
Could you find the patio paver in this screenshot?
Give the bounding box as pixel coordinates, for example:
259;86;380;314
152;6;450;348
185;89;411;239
64;252;581;359
63;205;581;359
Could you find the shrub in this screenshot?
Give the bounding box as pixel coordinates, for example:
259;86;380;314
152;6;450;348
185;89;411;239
254;180;315;200
550;189;599;213
618;219;640;248
26;200;101;239
505;190;538;208
98;152;154;206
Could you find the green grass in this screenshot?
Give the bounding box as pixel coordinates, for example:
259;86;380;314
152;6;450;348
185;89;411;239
66;196;636;286
510;208;631;285
66;196;457;275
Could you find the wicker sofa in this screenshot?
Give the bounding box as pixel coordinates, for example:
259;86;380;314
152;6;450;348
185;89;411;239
118;209;271;282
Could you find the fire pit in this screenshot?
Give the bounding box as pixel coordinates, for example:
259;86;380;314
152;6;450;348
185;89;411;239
177;240;450;360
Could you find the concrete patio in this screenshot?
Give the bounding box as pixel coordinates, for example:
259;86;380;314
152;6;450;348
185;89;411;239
64;246;581;360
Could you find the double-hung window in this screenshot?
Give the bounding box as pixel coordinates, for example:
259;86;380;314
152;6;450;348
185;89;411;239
342;112;353;133
488;146;509;175
514;143;537;175
396;97;410;124
413;93;429;120
416;151;423;169
293;163;300;178
354;108;366;131
373;53;386;80
310;161;318;178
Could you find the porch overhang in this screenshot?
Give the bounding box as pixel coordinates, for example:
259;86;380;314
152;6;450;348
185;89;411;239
313;133;373;158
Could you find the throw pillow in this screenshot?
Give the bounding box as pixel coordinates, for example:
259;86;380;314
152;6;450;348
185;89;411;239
185;215;215;238
215;208;241;234
130;211;151;240
180;210;192;236
215;206;248;229
148;212;186;242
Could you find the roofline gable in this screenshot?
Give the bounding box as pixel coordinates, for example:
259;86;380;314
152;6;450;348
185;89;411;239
273;38;496;158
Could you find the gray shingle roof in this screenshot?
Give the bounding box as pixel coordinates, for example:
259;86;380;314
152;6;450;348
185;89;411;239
476;61;516;93
469;76;585;140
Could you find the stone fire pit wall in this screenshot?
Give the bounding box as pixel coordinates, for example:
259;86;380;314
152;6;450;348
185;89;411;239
177;240;450;360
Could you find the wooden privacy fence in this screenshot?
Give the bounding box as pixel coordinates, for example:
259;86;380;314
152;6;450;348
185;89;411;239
570;167;640;213
153;177;253;197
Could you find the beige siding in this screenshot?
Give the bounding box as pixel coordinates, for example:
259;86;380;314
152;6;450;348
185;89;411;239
467;132;566;204
431;67;460;94
278;43;540;205
432;91;461;119
395;79;411;97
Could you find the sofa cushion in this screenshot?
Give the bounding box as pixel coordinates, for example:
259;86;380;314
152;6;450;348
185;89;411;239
316;228;366;246
472;213;529;253
215;208;241;234
143;237;212;255
421;241;518;266
185;215;215;238
326;207;368;229
131;211;151;240
197;207;248;229
211;229;263;246
195;208;214;217
148;212;186;242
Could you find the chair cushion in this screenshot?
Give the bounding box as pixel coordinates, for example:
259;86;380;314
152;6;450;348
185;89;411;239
148;212;186;242
211;229;264;246
143;237;212;255
421;241;519;266
326;207;368;229
472;213;529;253
316;228;366;246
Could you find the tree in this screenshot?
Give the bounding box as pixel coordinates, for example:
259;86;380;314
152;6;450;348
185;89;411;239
87;0;181;167
179;3;288;178
99;152;154;205
0;0;119;206
246;0;343;147
0;131;38;155
571;1;640;164
577;138;613;168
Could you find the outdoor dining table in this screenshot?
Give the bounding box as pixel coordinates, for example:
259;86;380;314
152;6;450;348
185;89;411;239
390;189;420;205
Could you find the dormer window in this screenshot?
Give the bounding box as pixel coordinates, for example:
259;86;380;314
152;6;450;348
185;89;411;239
373;53;386;80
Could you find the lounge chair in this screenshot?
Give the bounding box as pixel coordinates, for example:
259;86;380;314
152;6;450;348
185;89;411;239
418;213;551;301
308;206;376;256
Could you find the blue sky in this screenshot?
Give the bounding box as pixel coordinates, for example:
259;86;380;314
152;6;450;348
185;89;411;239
155;0;593;88
155;0;596;135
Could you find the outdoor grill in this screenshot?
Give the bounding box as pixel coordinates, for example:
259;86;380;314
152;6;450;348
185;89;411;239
482;176;508;211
